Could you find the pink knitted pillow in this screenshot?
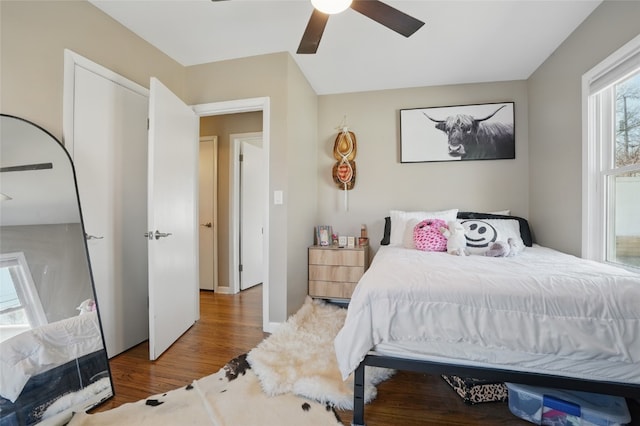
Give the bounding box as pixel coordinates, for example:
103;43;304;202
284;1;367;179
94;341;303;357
413;218;448;252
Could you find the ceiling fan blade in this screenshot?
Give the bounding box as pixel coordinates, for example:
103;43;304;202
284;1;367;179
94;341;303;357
0;163;53;173
350;0;424;38
297;9;330;54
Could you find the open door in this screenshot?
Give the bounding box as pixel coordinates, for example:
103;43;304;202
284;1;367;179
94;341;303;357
240;140;264;290
147;77;199;360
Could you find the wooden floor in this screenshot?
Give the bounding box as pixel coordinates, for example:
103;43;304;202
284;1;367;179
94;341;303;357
95;286;640;425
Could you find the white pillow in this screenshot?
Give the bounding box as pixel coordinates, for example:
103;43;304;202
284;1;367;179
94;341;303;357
402;218;420;249
458;218;523;254
389;209;458;247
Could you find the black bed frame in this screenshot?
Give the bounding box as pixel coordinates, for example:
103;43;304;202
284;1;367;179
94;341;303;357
352;353;640;426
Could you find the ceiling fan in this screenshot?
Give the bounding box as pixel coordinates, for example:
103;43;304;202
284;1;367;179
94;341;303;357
0;163;53;200
297;0;425;54
0;163;53;173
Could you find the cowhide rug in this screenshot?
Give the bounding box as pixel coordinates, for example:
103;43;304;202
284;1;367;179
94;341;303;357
67;354;342;426
247;297;394;410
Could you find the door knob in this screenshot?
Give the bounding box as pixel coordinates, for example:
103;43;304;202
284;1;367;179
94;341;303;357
85;233;104;240
144;230;173;240
200;222;212;228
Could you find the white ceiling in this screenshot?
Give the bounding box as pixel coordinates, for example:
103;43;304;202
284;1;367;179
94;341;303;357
89;0;602;95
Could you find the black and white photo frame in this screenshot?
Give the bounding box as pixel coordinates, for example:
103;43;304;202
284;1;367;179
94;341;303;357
400;102;515;163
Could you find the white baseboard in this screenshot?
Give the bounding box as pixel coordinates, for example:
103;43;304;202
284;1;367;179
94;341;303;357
264;321;281;334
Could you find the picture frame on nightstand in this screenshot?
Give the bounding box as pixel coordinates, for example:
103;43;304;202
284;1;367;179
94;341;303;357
316;225;332;246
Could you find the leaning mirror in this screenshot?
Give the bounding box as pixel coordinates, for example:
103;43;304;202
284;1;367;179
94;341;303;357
0;114;113;425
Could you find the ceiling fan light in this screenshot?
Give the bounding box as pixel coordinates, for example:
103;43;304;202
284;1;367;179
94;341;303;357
311;0;352;15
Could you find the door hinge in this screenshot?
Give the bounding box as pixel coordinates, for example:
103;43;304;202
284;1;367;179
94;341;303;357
239;264;243;272
239;154;243;162
147;118;149;130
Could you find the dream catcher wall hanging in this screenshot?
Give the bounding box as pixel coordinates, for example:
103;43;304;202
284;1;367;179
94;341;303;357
332;119;357;210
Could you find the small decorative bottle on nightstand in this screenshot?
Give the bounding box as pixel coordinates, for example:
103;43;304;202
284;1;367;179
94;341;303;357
308;245;369;300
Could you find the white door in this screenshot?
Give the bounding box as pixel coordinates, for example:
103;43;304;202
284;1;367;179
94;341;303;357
199;136;218;291
148;77;199;360
240;141;264;290
68;59;149;358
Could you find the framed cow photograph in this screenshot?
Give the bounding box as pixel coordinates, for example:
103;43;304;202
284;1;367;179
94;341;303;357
400;102;515;163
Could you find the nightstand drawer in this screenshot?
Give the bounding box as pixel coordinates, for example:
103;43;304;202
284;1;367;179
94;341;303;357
309;264;365;283
308;248;365;267
308;245;369;300
309;281;358;299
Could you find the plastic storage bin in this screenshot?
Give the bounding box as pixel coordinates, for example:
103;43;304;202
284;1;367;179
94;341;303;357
506;383;631;426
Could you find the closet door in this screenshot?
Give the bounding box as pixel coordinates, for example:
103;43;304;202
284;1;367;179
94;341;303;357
68;59;149;357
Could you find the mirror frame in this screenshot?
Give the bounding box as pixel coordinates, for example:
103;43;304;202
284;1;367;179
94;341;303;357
0;114;114;425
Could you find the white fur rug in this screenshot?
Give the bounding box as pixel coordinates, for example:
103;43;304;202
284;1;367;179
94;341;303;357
247;297;394;410
67;354;342;426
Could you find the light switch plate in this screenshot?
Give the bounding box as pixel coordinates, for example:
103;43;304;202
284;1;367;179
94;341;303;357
274;190;283;205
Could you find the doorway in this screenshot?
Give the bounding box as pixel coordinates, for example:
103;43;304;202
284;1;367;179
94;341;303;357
193;99;271;332
198;129;264;294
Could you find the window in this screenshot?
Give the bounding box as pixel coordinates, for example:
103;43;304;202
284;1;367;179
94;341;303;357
583;35;640;270
0;253;47;343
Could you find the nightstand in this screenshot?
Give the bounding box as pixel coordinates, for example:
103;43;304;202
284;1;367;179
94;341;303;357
308;245;369;300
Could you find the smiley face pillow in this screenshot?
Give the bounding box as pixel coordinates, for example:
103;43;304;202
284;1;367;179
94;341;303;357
458;219;525;255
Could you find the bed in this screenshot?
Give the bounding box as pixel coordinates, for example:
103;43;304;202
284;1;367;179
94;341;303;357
333;211;640;425
0;312;112;425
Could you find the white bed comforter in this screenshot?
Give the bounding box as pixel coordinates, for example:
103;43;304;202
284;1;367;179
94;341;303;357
0;312;103;402
334;245;640;384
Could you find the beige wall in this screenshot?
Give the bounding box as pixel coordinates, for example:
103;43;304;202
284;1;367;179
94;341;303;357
284;55;318;316
528;1;640;256
318;81;529;253
200;112;263;291
0;1;185;141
